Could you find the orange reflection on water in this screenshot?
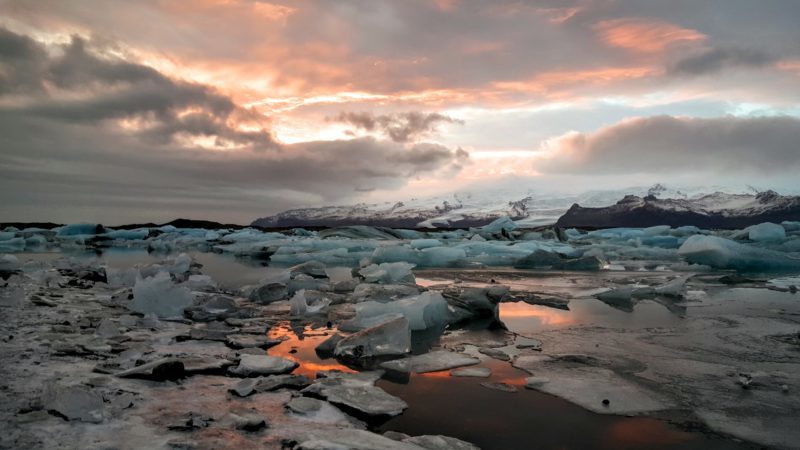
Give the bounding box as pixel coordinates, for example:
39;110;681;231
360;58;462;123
500;302;577;327
266;323;355;376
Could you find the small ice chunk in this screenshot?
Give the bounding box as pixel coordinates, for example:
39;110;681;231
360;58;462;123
228;355;298;377
290;289;331;316
129;271;194;318
359;262;416;284
0;254;20;271
480;216;518;234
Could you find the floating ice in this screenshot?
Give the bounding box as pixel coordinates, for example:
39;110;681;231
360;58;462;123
380;350;480;373
334;316;411;359
350;291;452;331
290;289;331;316
56;223;103;237
129;271;194;318
678;235;800;272
359;262;416;284
747;222;786;242
479;216;518;234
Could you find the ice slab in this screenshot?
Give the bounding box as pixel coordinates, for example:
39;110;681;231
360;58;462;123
302;372;408;416
380;350;481;373
514;356;671;415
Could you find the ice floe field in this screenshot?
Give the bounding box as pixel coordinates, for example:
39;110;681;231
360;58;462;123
1;218;800;449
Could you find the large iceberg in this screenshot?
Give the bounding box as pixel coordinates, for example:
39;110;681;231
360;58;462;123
678;235;800;272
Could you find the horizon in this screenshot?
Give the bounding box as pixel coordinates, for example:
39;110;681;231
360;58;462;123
2;1;799;224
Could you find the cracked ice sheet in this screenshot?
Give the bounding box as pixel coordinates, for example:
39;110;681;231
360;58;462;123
513;356;672;415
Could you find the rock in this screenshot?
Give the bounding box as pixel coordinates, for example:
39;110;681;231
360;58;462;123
94;318;120;338
231;411;267;431
255;374;311;392
228;354;298;377
334;316;411;359
249;282;288;304
229;378;258;397
115;358;186;380
30;295;57;307
515;336;542;351
380;350;480;374
442;285;508;322
450;367;491;378
167;412;213;431
184;295;237;322
315;333;345;358
286;396;323;415
403;435;481;450
480;382;517;393
42;384;105;423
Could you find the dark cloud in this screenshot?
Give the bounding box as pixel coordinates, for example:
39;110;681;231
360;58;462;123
331;111;464;142
671;48;776;75
0;27;466;223
539;115;800;175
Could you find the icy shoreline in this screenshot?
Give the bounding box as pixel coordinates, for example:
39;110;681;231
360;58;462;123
1;219;800;449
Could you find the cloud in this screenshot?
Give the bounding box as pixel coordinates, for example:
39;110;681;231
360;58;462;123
538;115;800;175
0;27;466;223
331;111;464;142
670;47;776;75
593;17;705;53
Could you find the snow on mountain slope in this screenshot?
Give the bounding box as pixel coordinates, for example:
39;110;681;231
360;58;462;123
251;184;765;229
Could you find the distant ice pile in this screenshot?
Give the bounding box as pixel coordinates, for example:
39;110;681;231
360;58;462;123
3;218;800;274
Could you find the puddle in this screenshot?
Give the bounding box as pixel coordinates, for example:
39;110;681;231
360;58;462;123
261;321;748;450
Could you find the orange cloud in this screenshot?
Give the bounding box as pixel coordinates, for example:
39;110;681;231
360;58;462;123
594;18;705;53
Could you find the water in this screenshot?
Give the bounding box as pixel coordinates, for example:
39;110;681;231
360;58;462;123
11;250;762;449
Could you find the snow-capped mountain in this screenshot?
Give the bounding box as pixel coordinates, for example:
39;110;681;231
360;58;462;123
556;190;800;229
251;184;774;229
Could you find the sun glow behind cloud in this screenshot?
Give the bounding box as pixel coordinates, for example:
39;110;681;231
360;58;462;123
1;0;799;223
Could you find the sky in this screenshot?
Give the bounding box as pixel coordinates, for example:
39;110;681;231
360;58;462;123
1;0;799;225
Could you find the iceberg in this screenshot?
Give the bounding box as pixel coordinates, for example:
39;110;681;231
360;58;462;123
747;222;786;242
678;235;800;272
334;316;411;359
350;291;452;331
